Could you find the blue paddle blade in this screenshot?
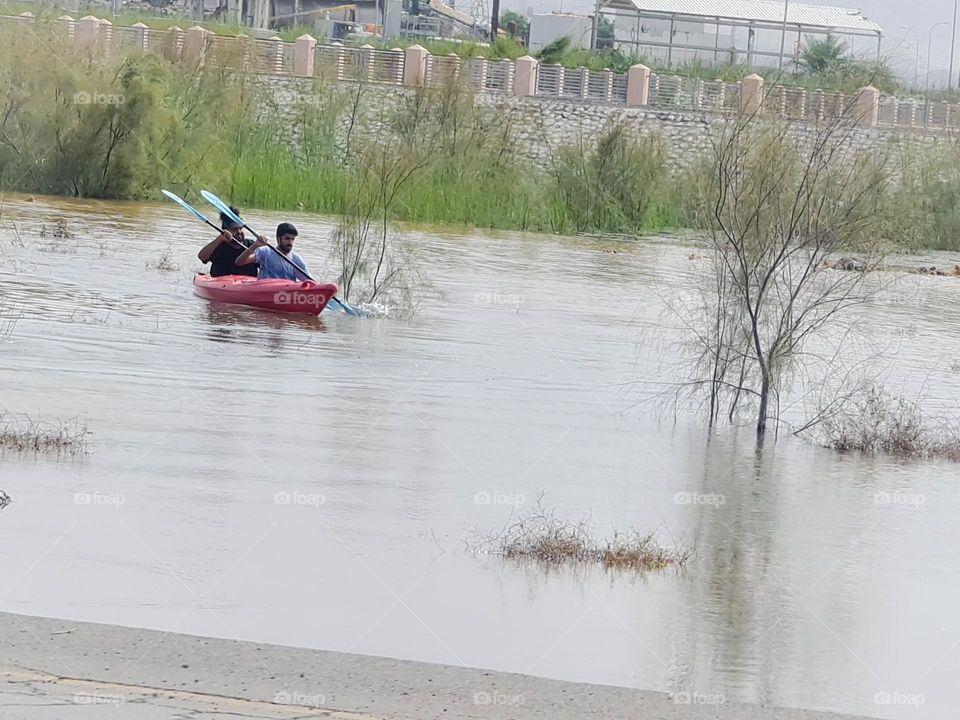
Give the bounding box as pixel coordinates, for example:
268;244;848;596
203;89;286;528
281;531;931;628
200;191;244;227
162;190;211;224
330;297;365;317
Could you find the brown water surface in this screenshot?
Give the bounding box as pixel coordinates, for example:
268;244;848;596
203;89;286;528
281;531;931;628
2;194;960;719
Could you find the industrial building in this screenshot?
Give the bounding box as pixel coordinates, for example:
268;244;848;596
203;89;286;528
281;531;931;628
591;0;884;68
528;11;593;51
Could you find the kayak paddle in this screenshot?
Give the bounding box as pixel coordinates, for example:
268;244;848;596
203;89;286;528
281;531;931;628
161;190;249;249
199;191;362;317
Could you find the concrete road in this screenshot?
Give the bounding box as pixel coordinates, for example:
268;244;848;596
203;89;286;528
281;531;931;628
0;612;876;720
2;670;362;719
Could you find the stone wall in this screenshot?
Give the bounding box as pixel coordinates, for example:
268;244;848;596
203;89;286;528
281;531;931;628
472;93;947;172
266;76;947;174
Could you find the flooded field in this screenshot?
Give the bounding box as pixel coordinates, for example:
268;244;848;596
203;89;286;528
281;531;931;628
1;194;960;719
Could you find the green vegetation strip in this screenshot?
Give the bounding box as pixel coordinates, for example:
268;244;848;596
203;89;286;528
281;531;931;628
1;17;959;249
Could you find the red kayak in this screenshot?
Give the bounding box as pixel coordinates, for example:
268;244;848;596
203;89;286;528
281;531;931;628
193;275;338;315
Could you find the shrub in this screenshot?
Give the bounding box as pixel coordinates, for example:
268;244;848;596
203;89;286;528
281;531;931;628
0;21;255;199
549;120;666;234
815;384;960;461
0;413;91;455
472;494;690;572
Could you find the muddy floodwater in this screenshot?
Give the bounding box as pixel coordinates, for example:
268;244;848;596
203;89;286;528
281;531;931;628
2;194;960;719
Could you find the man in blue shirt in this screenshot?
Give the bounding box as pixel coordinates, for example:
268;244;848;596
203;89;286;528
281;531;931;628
235;222;310;281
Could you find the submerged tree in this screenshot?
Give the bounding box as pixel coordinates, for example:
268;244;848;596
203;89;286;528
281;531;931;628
682;106;892;438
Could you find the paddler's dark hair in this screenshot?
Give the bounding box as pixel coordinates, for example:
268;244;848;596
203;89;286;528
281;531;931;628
277;222;298;237
220;207;242;231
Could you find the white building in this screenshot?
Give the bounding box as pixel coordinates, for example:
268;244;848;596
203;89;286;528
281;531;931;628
529;11;593;51
594;0;884;68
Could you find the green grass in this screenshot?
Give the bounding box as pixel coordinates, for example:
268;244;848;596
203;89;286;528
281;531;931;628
229;150;350;213
228;150;553;232
393;173;548;231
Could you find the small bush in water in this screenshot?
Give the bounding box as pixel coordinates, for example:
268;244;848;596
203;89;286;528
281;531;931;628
816;384;960;461
0;413;91;455
472;494;690;572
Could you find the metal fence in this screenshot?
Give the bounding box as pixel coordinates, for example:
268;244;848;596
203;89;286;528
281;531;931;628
425;53;460;87
113;25;148;52
878;96;960;130
248;38;290;75
483;59;513;93
648;74;687;108
528;63;629;103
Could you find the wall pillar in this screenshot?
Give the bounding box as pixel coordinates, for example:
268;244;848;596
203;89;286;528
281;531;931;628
855;85;879;128
294;34;317;77
75;15;101;51
59;14;76;38
98;18;113;55
163;26;185;63
627;65;650;107
182;26;209;69
513;55;538;97
130;21;150;50
403;44;427;86
741;73;764;114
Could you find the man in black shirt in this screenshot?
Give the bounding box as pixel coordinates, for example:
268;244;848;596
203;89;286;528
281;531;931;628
197;208;259;278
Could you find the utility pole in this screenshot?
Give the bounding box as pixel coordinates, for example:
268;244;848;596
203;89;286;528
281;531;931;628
778;0;789;70
927;21;951;95
903;27;919;89
490;0;500;40
952;0;959;90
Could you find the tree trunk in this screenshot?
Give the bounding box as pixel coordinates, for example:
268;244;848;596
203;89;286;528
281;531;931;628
756;374;770;437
